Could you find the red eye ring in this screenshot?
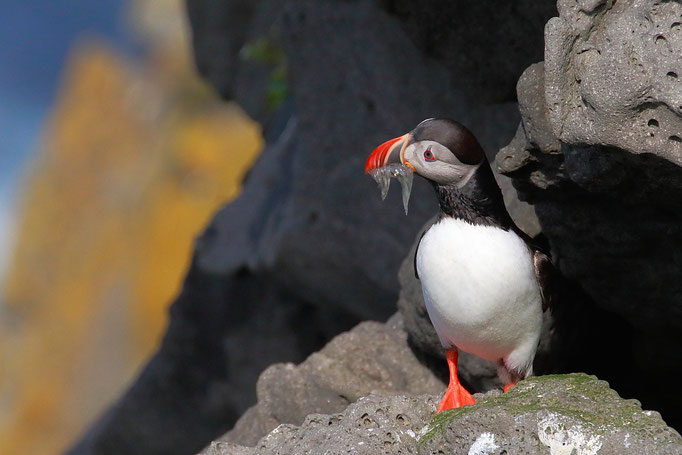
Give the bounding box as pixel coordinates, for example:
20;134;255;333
423;147;435;162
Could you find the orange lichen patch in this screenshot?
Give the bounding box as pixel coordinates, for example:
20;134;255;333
130;110;261;348
0;39;261;455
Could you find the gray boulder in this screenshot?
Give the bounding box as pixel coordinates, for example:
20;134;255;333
202;374;682;454
503;0;682;329
222;315;444;447
545;0;682;159
203;394;439;455
497;0;682;429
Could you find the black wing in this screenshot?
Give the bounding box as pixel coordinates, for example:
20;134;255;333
533;249;559;312
413;230;427;280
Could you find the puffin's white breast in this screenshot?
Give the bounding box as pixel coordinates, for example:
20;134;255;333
416;217;542;362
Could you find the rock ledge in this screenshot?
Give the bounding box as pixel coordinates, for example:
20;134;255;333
202;373;682;454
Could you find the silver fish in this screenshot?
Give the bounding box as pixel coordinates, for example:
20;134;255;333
368;163;414;215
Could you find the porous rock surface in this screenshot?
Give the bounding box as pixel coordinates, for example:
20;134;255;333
203;394;438;455
221;315;443;447
544;0;682;159
497;0;682;427
201;374;682;455
502;0;682;328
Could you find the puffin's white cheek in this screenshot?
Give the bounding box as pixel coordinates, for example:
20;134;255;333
429;163;466;185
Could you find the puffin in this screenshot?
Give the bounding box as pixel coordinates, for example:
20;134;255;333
365;118;554;412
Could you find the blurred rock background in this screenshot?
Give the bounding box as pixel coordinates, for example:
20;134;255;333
0;1;261;454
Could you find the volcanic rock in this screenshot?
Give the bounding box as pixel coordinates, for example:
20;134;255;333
201;374;682;454
222;315;443;447
497;0;682;428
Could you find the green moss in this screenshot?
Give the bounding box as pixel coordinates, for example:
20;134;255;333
417;373;665;446
240;37;285;66
240;37;288;111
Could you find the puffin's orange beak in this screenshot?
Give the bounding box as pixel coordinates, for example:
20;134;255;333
364;133;410;172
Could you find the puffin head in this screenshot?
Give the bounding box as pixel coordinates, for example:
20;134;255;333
365;118;485;187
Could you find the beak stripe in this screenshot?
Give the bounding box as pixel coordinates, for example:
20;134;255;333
364;134;409;173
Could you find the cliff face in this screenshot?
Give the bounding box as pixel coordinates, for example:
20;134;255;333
60;0;682;454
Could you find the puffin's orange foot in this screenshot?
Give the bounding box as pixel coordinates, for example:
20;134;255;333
436;384;475;412
503;382;515;392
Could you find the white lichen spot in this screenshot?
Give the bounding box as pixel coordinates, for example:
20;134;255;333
518;383;536;392
468;432;499;455
537;412;603;455
624;432;631;448
416;423;432;441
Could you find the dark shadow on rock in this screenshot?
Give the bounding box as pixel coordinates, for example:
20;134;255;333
378;0;557;103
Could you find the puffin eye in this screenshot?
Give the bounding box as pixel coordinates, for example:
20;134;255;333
423;147;435;162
